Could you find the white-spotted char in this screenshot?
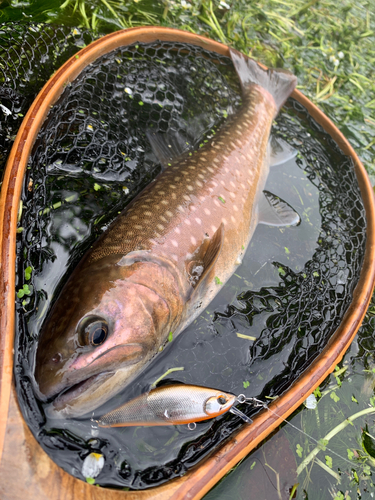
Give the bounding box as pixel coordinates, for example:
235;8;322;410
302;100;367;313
35;49;298;418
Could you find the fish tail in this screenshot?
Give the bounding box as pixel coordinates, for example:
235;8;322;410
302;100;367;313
229;48;297;112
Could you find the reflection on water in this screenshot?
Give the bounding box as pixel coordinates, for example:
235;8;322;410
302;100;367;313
14;41;366;490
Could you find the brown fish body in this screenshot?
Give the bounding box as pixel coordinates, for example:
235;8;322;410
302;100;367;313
97;385;236;427
35;50;298;418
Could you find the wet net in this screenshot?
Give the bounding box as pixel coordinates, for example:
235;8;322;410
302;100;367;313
5;23;368;489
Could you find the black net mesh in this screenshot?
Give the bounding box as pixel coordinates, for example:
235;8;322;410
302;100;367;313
0;22;94;178
4;24;367;489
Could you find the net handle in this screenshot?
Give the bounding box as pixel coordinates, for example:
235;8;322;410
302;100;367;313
0;26;374;500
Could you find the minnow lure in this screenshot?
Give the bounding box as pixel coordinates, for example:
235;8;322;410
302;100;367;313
96;384;244;428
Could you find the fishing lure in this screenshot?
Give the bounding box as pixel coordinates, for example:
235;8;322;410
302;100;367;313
95;384;255;428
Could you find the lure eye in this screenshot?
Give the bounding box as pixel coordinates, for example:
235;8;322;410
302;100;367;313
78;316;109;347
217;396;227;405
205;394;230;415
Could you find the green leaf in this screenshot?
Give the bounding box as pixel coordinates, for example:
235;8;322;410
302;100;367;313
325;455;332;468
94;183;101;191
214;276;223;285
318;439;329;451
250;461;256;470
313;387;321;398
296;443;303;458
278;267;286;276
168;331;173;342
17;289;25;298
218;196;226;204
86;477;95;485
351;395;358;403
330;391;340;403
243;380;250;389
24;266;32;281
347;449;354;460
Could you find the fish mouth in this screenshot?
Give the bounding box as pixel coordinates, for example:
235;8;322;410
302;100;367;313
46;371;115;417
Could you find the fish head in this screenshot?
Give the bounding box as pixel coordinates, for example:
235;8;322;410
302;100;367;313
34;253;183;418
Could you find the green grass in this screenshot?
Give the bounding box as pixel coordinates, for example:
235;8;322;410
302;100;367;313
1;0;374;180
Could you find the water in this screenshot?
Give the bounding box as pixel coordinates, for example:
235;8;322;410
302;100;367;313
13;42;367;490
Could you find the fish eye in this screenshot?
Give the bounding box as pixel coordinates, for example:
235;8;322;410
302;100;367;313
78;315;109;347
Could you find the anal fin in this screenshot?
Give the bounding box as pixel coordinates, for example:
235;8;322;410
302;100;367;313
258;191;300;227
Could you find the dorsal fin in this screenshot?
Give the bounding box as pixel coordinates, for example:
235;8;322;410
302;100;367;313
187;223;225;298
146;130;190;169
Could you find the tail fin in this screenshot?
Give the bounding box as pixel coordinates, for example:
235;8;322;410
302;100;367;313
229;48;297;112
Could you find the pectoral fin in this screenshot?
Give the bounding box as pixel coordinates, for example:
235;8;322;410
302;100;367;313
270;135;297;167
187;223;225;297
258;191;300;227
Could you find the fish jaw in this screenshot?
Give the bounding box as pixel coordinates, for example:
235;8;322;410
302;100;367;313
34;257;183;417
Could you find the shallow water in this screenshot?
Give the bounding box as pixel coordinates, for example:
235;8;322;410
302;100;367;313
14;41;366;490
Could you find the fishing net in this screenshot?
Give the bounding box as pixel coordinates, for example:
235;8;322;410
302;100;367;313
5;23;368;489
0;22;93;179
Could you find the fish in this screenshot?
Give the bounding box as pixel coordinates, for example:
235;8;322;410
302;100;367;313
34;48;299;419
96;384;236;427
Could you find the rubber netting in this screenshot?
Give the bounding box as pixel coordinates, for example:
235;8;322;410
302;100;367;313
0;22;94;179
6;24;367;489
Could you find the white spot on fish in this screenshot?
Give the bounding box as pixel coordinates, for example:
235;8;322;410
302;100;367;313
195;218;202;225
157;224;165;230
230;181;236;188
161;200;168;205
230;192;236;199
184;219;191;226
172;193;177;199
178;205;185;213
166;210;173;217
214;200;220;207
191;205;196;212
231;216;236;223
172;254;178;262
196;181;203;187
204;208;211;215
171;240;178;248
233;205;239;212
184;195;190;201
160;216;167;222
191;236;197;245
187;185;194;191
211;225;217;233
222;218;227;225
175;227;181;234
135;224;143;229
